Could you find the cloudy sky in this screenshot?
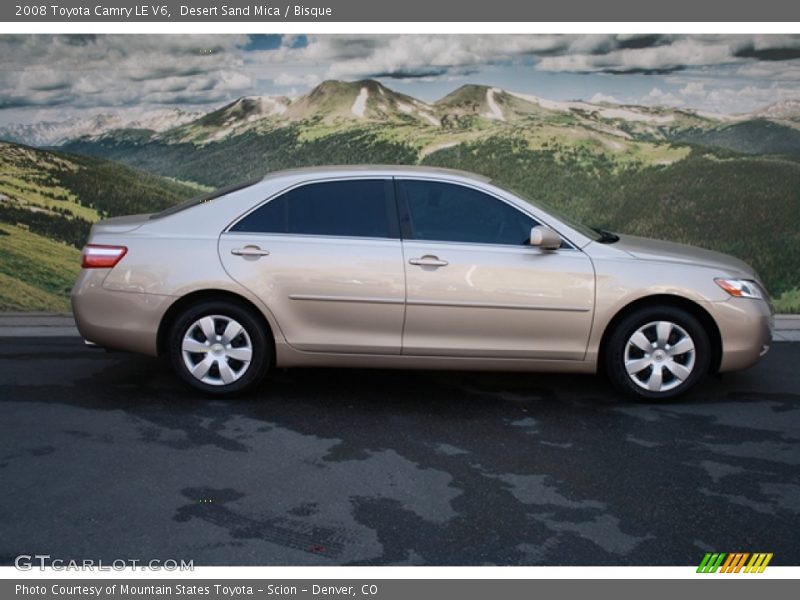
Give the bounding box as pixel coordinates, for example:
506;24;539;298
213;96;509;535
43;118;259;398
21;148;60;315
2;33;800;125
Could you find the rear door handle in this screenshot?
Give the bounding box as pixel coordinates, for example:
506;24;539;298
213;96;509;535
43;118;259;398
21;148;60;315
409;255;449;267
231;245;270;257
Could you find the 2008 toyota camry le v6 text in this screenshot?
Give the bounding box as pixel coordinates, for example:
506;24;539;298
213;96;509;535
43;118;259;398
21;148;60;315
71;166;773;400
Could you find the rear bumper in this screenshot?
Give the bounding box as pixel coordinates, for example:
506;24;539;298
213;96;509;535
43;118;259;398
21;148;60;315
71;269;172;357
712;296;773;373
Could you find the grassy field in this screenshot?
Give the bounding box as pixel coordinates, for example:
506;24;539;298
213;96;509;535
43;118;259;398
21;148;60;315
0;141;198;311
0;224;80;312
0;143;100;221
774;288;800;313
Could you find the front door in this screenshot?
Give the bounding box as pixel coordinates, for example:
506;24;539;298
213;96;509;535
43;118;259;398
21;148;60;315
397;179;595;359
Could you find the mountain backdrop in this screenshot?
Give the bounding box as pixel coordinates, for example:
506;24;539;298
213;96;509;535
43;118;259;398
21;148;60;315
1;79;799;312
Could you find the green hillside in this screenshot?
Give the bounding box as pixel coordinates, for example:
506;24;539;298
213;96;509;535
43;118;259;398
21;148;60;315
0;142;198;309
667;119;800;157
0;224;80;312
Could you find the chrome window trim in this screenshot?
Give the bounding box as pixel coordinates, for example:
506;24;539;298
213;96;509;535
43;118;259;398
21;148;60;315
222;231;402;244
224;173;585;252
224;176;396;237
395;175;580;250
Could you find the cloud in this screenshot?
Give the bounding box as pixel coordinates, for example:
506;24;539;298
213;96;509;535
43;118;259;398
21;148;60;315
0;34;251;110
273;72;321;87
2;34;800;122
735;59;800;81
631;81;800;114
257;34;573;80
680;82;706;98
643;87;684;107
536;38;736;74
537;35;800;74
589;92;621;104
734;35;800;61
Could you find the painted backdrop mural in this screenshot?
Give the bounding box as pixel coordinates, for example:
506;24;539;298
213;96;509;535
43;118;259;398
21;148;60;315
1;34;799;311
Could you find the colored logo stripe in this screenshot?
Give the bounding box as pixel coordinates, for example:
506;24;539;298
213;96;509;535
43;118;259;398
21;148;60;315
697;553;726;573
697;552;773;573
721;553;749;573
745;553;773;573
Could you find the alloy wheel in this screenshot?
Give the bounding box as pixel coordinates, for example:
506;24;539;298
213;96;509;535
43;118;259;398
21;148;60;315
624;320;696;393
181;314;253;386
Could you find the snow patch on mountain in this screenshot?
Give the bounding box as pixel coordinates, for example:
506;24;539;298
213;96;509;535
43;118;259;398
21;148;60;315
484;88;506;121
754;99;800;120
509;91;595;113
508;90;674;123
597;107;674;123
396;100;440;126
351;87;369;118
419;112;441;127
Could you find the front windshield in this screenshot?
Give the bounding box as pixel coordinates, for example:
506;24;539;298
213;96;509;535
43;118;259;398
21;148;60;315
490;180;603;242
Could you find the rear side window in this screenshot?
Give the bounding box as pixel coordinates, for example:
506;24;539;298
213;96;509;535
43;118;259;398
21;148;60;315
400;180;537;246
230;179;396;238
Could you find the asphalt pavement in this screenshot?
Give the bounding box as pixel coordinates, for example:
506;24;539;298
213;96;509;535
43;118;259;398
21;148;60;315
0;336;798;566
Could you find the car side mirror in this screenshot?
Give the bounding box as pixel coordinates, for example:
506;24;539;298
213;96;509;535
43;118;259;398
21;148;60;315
530;225;561;250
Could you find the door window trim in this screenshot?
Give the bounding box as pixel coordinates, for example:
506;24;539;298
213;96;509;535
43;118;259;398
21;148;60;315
224;176;400;241
394;177;577;250
225;174;579;250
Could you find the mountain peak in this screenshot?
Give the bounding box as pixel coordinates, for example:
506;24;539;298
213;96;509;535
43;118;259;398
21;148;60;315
434;85;554;123
436;84;492;105
755;98;800;119
287;79;439;125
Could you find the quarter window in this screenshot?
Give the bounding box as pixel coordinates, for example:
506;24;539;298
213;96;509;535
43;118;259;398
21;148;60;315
231;179;395;238
401;180;537;246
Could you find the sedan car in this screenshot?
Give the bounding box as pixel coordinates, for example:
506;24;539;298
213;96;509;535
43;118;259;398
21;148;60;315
71;166;773;400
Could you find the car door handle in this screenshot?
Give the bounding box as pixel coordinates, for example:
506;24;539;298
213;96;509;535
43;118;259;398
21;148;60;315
231;246;270;257
409;255;449;267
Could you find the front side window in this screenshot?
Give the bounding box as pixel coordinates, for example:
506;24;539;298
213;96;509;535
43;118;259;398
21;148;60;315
401;180;537;246
231;179;394;238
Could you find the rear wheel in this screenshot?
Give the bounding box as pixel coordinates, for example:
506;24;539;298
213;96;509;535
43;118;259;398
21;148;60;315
604;306;710;401
168;300;270;396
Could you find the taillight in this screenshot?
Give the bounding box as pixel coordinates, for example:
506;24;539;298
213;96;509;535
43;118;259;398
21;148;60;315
81;244;128;269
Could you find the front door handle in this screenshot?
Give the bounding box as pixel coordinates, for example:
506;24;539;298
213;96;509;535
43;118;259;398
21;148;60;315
231;245;270;257
409;255;449;267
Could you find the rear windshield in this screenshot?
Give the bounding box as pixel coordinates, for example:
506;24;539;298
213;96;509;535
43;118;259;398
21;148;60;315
150;177;263;219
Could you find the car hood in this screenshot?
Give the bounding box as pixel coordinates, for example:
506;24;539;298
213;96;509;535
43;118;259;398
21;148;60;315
613;234;757;278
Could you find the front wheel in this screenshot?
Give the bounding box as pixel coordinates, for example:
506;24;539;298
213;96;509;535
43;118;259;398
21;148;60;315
168;300;271;396
604;306;710;401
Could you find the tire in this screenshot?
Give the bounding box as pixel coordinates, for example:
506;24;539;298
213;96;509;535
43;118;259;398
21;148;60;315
604;305;710;401
168;299;271;396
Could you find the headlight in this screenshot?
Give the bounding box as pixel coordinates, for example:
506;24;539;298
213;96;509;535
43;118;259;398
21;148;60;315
714;278;764;299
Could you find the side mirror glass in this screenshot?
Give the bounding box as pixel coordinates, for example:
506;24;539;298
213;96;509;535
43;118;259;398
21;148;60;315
530;225;561;250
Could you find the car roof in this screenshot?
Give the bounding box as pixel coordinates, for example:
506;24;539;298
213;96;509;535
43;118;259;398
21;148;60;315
259;164;491;184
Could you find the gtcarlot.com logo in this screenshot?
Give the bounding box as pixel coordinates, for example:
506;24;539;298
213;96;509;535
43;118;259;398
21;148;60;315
697;552;773;573
14;554;193;571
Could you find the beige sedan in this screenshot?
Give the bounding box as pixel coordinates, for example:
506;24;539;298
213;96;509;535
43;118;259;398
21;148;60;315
71;166;773;400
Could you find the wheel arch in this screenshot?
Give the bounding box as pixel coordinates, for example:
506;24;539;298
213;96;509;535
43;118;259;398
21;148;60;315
598;294;723;374
157;289;276;361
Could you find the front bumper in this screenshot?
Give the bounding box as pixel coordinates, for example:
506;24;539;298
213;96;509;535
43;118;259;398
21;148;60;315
71;269;173;357
711;296;773;373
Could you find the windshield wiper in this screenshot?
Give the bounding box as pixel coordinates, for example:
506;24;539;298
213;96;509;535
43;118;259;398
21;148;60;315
593;227;620;244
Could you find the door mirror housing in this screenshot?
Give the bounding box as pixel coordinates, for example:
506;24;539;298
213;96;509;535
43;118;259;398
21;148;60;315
530;225;561;250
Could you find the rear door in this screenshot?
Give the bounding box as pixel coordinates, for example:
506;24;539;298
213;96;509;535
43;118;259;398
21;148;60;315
397;178;595;359
219;178;406;354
